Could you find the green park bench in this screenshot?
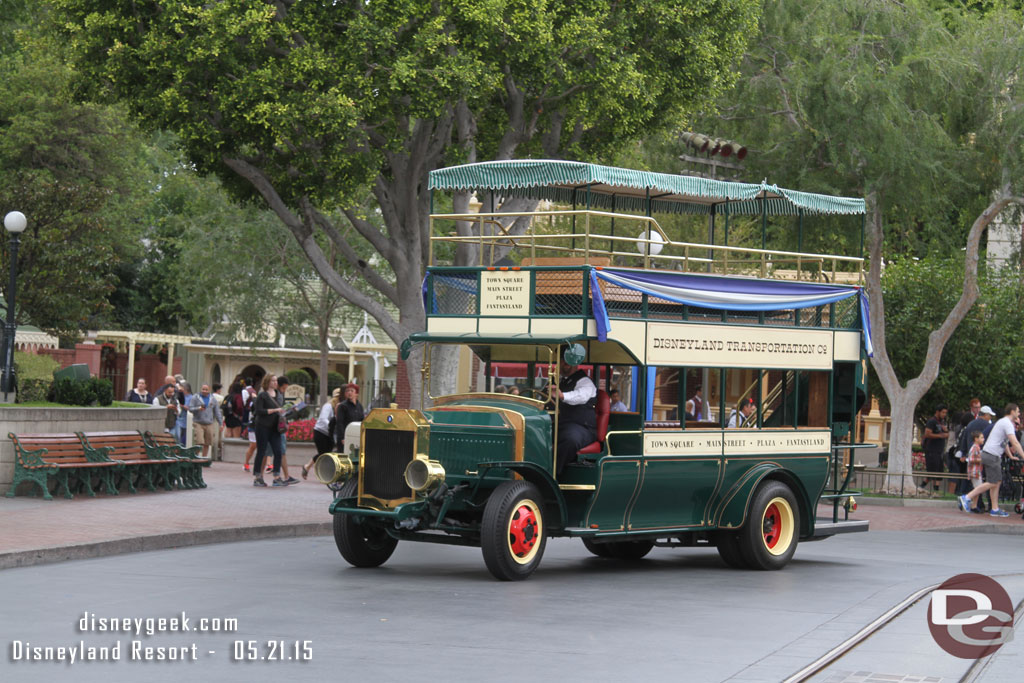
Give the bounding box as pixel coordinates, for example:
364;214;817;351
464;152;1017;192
76;431;183;493
141;430;210;488
7;432;123;499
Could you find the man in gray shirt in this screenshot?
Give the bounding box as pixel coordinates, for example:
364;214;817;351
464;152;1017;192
188;384;223;459
959;403;1024;517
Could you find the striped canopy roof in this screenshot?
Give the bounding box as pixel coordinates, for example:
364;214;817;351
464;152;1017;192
429;160;865;217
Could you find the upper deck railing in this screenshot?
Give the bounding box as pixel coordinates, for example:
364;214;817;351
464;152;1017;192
429;209;864;285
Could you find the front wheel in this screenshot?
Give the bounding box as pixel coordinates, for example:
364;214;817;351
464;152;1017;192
737;480;800;570
333;480;398;568
481;481;547;581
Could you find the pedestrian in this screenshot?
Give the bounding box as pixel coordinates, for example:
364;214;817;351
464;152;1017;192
252;374;289;487
222;381;245;439
303;387;342;480
152;382;179;434
921;404;950;495
964;431;986;513
335;383;366;453
176;381;192;446
242;385;259;472
124;378;151;403
188;384;223;459
687;387;704;421
954;405;995;497
275;376;299;485
959;403;1024;517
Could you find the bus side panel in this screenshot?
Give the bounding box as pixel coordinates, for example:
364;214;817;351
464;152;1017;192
583;458;642;533
627;457;722;530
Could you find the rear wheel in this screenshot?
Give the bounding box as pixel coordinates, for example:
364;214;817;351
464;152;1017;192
715;531;748;569
481;481;547;581
582;537;615;558
333;480;398;568
738;480;800;570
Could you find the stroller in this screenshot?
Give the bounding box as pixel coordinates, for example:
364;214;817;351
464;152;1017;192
1003;458;1024;514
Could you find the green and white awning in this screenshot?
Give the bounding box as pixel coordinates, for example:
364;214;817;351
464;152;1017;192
429;160;865;217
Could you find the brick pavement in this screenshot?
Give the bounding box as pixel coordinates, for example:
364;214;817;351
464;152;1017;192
0;462;332;569
1;463;1021;569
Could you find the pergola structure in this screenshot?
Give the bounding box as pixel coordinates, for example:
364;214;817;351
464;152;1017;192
90;330;201;390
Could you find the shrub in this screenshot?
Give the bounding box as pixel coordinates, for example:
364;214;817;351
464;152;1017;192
18;379;51;403
13;351;58;402
326;371;346;395
284;368;313;391
52;377;93;405
14;351;58;379
91;377;113;406
50;376;114;406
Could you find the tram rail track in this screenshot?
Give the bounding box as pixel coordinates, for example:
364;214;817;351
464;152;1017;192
782;572;1024;683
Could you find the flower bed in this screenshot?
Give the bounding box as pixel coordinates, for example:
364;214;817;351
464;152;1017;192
286;418;315;442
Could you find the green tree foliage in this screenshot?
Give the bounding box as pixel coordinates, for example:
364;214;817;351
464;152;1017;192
0;29;150;340
51;0;759;400
681;0;1024;490
875;257;1024;418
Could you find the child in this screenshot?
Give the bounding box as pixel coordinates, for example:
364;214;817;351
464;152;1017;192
964;431;985;513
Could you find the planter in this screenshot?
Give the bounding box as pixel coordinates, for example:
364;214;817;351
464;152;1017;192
1;405;166;495
220;437;318;465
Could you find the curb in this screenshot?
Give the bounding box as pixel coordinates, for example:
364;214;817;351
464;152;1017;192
857;496;966;508
924;523;1024;536
0;522;332;571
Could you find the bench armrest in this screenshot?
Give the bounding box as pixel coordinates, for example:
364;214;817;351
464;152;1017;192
81;445;122;466
11;444;56;470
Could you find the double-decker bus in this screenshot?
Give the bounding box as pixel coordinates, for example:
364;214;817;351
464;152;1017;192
318;160;871;580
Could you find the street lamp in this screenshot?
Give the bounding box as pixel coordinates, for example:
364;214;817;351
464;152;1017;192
2;211;27;401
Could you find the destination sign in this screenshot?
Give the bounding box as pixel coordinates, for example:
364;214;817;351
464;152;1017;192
480;271;529;317
643;429;831;456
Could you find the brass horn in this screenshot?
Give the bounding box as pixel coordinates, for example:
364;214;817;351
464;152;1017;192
315;453;354;485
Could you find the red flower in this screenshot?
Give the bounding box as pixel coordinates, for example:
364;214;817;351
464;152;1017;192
286;418;316;442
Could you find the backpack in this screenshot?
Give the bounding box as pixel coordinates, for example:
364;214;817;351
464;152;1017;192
222;394;234;417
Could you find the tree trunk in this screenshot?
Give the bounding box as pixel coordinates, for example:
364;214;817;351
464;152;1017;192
318;325;329;408
883;391;923;494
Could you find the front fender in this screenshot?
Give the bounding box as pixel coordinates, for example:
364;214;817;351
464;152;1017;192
477;461;568;530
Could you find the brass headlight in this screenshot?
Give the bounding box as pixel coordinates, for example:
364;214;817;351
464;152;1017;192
315;453;354;485
404;456;446;492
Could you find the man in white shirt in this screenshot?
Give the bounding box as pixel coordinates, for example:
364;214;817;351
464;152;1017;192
728;398;755;429
552;352;597;475
960;403;1024;517
608;389;627;412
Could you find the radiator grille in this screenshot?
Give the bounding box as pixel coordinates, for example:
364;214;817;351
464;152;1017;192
362;429;414;501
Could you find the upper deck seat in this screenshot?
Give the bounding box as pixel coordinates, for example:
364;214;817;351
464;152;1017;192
577;389;609;456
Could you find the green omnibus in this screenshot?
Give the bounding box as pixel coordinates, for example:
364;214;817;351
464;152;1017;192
318;160;871;580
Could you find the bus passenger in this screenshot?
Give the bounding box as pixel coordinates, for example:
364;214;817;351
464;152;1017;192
728;398;755;429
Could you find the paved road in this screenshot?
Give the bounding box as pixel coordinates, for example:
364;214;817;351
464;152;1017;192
2;529;1021;683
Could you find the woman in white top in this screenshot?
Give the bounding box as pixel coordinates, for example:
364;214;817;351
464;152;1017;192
302;388;342;479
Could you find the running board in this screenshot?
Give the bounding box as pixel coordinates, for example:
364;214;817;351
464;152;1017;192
807;519;869;539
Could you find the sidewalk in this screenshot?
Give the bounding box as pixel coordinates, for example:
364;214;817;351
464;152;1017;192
1;464;1021;569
